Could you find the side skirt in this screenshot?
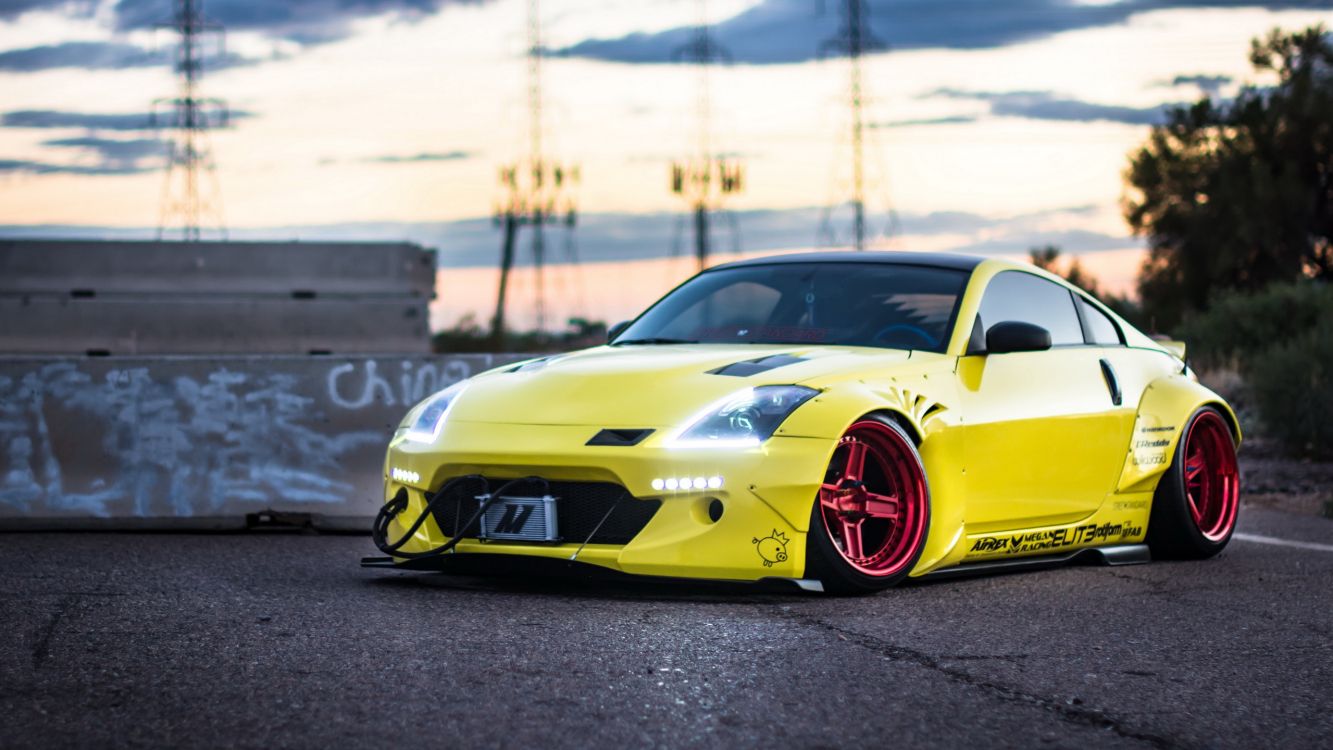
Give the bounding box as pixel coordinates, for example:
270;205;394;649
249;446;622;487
919;544;1151;581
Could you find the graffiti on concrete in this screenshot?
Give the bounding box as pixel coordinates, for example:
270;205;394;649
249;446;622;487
327;359;472;410
0;362;389;517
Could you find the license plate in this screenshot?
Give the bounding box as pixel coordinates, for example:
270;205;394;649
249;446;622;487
478;495;560;542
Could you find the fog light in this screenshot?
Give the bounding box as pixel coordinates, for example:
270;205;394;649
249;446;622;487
651;476;725;493
390;467;420;484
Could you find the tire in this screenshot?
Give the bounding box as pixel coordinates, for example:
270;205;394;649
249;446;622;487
806;415;931;594
1146;406;1241;560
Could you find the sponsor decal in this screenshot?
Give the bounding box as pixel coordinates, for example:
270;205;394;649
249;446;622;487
492;503;535;535
969;522;1144;555
752;529;790;568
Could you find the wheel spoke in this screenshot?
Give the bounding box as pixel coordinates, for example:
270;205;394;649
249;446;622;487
1186;491;1203;522
819;488;846;511
840;519;864;559
863;492;900;520
843;441;867;483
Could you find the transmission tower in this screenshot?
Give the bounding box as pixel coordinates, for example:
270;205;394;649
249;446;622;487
817;0;884;251
670;0;744;271
492;0;579;342
154;0;228;242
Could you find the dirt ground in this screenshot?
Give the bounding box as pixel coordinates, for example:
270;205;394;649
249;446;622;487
1240;436;1333;518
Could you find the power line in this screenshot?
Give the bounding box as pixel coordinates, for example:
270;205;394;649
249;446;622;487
491;0;579;342
154;0;228;242
817;0;886;251
669;0;745;271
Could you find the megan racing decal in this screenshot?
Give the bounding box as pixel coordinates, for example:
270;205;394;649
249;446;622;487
969;522;1145;555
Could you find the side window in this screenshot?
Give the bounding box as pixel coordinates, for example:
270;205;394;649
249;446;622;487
975;271;1084;347
1078;297;1123;345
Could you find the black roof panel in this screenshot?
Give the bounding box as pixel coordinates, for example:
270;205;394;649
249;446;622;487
707;251;985;273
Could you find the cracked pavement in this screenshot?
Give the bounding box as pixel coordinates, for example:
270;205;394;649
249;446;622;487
2;505;1330;749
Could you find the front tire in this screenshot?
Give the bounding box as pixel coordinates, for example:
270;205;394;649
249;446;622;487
1146;406;1240;559
806;416;931;594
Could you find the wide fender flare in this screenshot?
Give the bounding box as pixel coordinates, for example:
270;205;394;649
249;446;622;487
1117;375;1241;494
779;377;965;573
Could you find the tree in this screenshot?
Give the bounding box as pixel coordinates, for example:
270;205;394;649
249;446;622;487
1124;25;1333;329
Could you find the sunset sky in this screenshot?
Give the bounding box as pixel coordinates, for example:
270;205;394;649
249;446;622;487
2;0;1332;330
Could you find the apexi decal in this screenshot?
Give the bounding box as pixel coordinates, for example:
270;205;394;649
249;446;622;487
970;522;1144;555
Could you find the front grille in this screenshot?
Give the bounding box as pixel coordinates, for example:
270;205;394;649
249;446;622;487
429;478;660;545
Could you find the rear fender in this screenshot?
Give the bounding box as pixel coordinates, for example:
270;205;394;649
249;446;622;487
1116;376;1241;494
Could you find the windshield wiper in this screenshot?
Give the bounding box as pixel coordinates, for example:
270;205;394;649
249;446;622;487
612;337;699;346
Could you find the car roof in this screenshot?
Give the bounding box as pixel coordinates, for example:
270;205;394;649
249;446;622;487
706;251;986;273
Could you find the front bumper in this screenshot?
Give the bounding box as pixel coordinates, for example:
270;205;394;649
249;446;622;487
379;420;834;581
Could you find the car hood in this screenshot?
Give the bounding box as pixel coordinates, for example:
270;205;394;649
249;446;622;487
446;344;913;428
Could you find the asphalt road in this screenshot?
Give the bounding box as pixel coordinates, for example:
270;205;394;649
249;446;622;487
3;506;1331;749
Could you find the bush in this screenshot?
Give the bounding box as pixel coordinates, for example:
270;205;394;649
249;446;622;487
1172;281;1333;369
1246;321;1333;457
1169;281;1333;456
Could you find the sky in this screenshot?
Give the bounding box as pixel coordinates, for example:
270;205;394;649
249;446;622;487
1;0;1332;331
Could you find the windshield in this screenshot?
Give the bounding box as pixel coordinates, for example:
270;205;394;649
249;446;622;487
614;262;970;352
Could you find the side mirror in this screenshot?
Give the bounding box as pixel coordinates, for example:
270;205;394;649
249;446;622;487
985;321;1052;354
607;320;631;343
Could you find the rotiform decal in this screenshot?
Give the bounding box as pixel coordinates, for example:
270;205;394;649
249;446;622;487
970;522;1145;555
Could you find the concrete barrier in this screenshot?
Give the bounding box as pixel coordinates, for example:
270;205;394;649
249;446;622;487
0;296;430;355
0;239;436;297
0;239;436;355
0;354;528;530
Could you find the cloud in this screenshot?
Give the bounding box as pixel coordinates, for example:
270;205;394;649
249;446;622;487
0;0;94;21
3;107;253;131
0;39;258;72
871;115;978;128
557;0;1333;65
0;203;1134;262
2;109;155;130
42;135;165;166
110;0;489;46
925;88;1175;125
0;41;162;72
366;151;472;164
0;133;165;177
1167;73;1234;94
0;158;151;175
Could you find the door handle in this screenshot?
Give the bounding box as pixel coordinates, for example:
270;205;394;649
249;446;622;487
1099;358;1122;406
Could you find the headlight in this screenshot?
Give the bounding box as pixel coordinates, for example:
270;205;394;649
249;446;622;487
402;380;468;444
667;385;818;448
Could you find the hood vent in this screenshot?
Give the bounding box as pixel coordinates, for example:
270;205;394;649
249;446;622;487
586;428;655;447
708;353;807;378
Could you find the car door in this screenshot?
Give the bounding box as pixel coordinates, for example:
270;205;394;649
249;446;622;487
956;271;1129;532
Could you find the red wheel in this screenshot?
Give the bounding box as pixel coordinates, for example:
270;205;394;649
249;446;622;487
807;417;930;593
1182;410;1240;541
1147;406;1240;559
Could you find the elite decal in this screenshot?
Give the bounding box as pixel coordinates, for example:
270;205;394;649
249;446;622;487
970;522;1145;555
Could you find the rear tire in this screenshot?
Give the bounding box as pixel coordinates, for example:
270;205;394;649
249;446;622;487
806;416;931;594
1146;406;1240;560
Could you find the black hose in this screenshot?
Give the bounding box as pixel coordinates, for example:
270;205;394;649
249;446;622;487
371;475;549;561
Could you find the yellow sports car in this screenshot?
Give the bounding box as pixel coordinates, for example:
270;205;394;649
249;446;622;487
364;252;1240;593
